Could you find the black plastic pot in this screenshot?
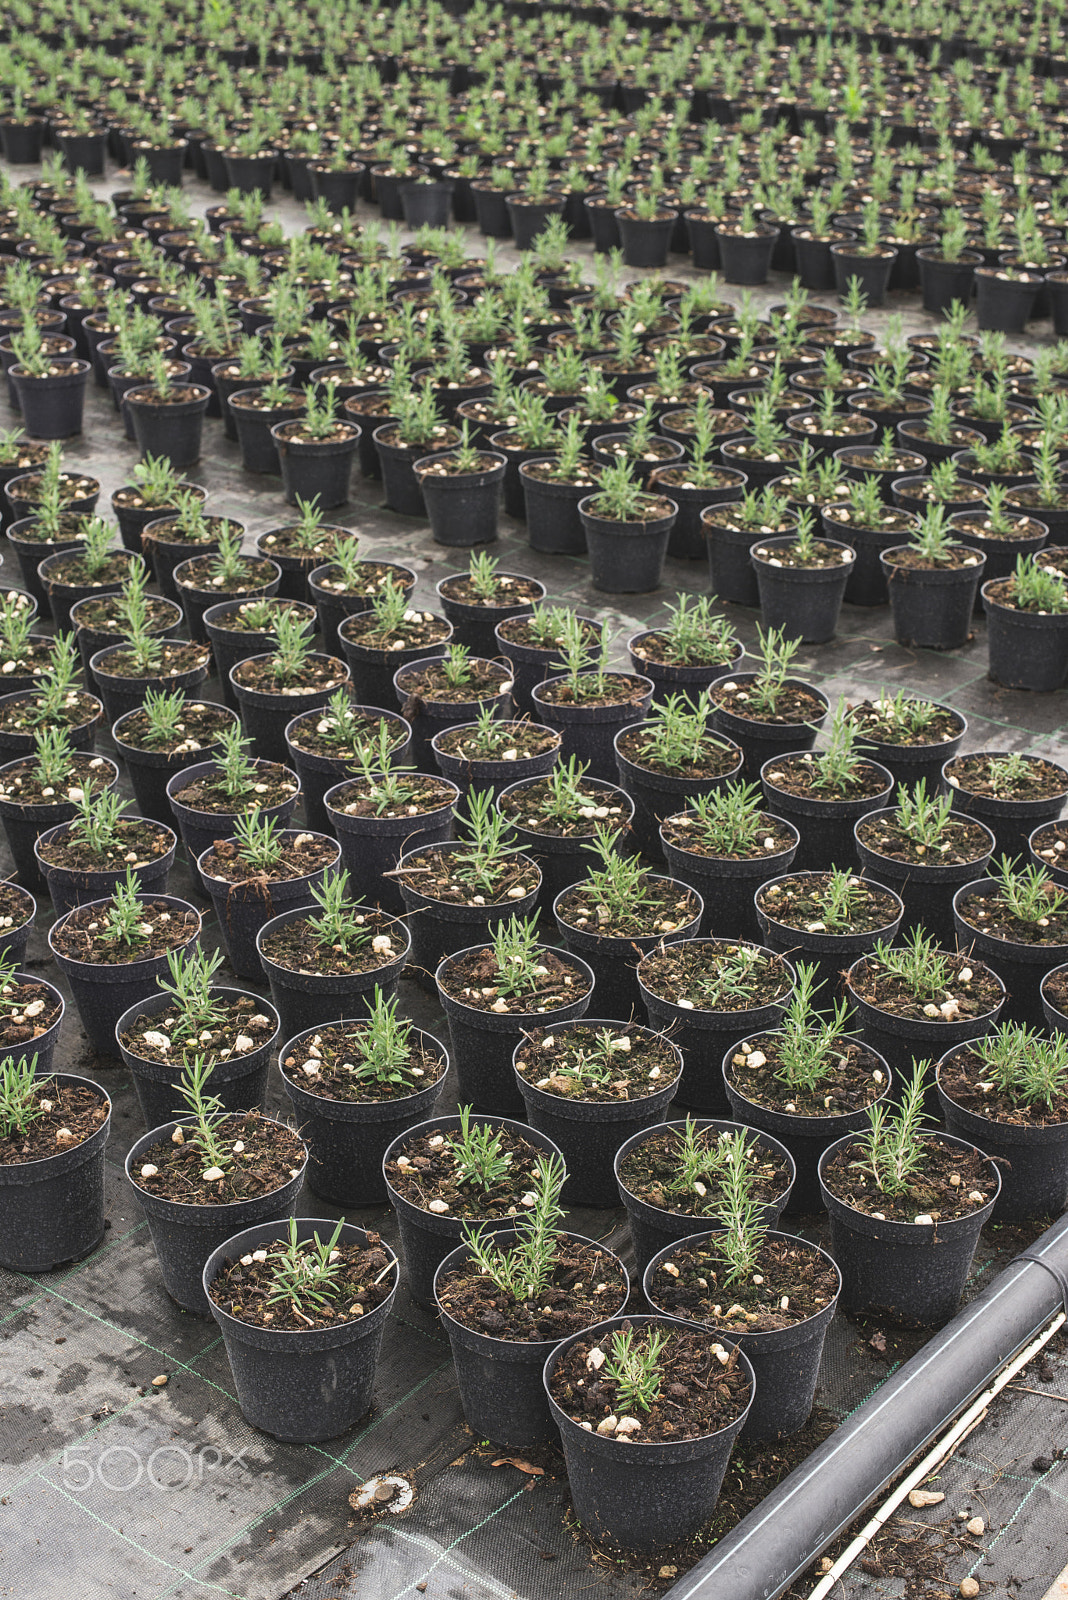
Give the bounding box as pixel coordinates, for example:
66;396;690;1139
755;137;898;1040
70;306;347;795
723;1039;893;1216
752;540;856;644
437;574;545;659
946;752;1068;862
830;244;898;306
855;705;966;793
761;757;894;874
519;461;591;555
983;583;1068;692
0;689;103;763
48;894;200;1055
881;548;987;651
854;809;996;946
338;614;452;709
627;629;745;710
651;468;748;561
0;882;34;968
166;757;300;870
272;423;360;509
819;1131;999;1324
231;653;349;766
1043;962;1068;1035
373;425;442;517
542;1314;754;1551
645;1229;840;1441
10;360;91;439
286;706;411;834
495;776;635;917
7;525;86;618
126;1120;305;1316
204;1217;397;1441
435;1229;630;1448
393;656;512;770
397;841;540;990
142;521;225;604
495;615;600;718
614;1118;795;1281
711;677;830;783
936;1050;1068;1222
309;560;415;659
616;209;676;269
952;879;1068;1030
111;707;237;827
614;724;743;859
35;818;177;919
756;875;904;1000
974;268;1041;333
279;1023;448;1205
554;880;703;1023
0;1074;110;1272
256;903;410;1040
37;549;138;636
917;248;982;316
382;1113;565;1308
73;593;182;684
126;385;211;469
578;495;678;593
90;645;212;727
844;953;1005;1094
513;1021;683;1206
203;598;316;712
660;817;800;941
637;941;794;1114
116;988;279;1131
531;672;654;784
324;776;458;917
0;753;119;891
415;453;506;547
0;118;46;164
174;558;282;645
436;943;594;1117
431;723;560;806
197;831;340;981
0;965;62;1075
231;389;304;474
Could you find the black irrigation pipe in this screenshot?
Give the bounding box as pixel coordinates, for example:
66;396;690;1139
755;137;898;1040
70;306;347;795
666;1211;1068;1600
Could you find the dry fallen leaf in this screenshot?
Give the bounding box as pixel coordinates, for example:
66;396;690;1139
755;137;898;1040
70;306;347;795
492;1457;544;1476
868;1330;887;1354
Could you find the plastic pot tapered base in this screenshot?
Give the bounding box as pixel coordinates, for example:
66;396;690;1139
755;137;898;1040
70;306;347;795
639;953;792;1115
615;1119;794;1283
882;552;986;651
660;830;800;941
554;881;703;1023
936;1064;1068;1223
203;1219;397;1442
531;674;654;784
416;456;506;546
116;989;279;1132
435;1231;630;1448
854;813;995;948
983;589;1068;692
519;463;590;555
383;1114;565;1307
645;1230;840;1441
397;842;540;990
513;1022;683;1207
197;834;340;981
48;895;200;1056
436;945;594;1117
280;1025;448;1205
819;1132;999;1324
753;546;855;644
256;904;409;1041
579;499;677;593
0;1075;110;1273
543;1315;754;1552
126;1119;306;1316
325;779;458;917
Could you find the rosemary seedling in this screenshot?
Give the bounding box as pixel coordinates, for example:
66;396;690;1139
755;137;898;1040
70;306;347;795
232;811;284;872
461;1154;567;1302
968;1023;1068;1111
991;855;1067;924
854;1060;931;1197
0;1052;45;1141
603;1323;669;1413
774;962;858;1093
448;1103;513;1189
306;868;375;955
267;1216;347;1317
156;945;228;1046
344;989;416;1088
175;1052;232;1180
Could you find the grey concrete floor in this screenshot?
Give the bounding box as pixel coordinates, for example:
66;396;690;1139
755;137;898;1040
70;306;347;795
0;151;1066;1600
